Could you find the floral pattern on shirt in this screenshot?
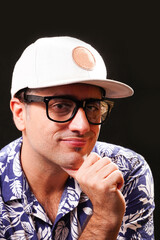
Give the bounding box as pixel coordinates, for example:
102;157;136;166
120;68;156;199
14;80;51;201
0;138;155;239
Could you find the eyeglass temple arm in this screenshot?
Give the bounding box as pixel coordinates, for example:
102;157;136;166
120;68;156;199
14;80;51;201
24;94;45;103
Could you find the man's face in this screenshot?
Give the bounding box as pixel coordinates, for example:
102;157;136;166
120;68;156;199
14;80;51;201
22;84;102;170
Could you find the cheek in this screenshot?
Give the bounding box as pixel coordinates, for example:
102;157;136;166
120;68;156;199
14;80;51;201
24;106;53;141
90;125;101;149
24;113;62;159
91;125;101;139
85;125;100;153
25;106;68;147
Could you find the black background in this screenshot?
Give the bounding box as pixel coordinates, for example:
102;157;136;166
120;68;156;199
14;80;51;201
0;2;159;239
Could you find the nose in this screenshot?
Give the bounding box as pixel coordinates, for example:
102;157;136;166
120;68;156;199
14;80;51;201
69;108;90;135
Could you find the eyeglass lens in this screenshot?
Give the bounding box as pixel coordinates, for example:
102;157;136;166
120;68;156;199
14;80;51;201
47;98;110;124
48;98;76;122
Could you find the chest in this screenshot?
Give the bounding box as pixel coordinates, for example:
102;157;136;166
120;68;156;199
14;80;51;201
40;192;62;223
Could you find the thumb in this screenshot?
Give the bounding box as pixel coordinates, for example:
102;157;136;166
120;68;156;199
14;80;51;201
62;167;78;179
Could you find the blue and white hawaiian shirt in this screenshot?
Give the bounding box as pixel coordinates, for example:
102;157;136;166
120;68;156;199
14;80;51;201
0;137;154;239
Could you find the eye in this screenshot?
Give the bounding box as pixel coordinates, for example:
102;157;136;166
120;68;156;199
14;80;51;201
48;99;75;115
52;103;72;112
86;101;100;112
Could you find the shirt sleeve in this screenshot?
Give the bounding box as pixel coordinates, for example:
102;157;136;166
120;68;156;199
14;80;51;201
117;154;155;239
92;142;155;239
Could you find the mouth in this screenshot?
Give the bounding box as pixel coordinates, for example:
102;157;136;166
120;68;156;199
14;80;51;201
60;137;88;148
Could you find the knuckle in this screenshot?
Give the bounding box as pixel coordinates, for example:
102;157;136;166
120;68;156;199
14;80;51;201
111;162;119;170
102;156;112;164
86;152;100;165
106;162;119;172
90;152;101;161
103;156;111;161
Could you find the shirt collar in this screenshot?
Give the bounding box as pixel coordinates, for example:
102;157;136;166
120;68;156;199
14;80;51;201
1;137;24;203
1;137;84;221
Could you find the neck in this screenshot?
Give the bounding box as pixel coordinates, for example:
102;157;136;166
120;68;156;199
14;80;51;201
20;137;70;223
20;143;69;197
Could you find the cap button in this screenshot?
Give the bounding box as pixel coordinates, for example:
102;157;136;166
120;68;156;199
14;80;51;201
72;46;96;70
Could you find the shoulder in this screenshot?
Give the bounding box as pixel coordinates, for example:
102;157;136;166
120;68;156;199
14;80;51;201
93;141;143;160
0;138;22;175
93;141;151;176
92;141;154;208
0;138;22;157
93;141;155;238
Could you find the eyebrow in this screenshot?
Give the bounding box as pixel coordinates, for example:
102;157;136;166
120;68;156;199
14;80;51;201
24;94;103;102
49;95;102;100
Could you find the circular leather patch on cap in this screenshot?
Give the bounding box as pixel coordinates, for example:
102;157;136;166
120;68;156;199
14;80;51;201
72;46;96;70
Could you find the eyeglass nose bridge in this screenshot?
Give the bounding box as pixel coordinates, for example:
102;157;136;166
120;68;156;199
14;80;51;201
71;100;88;120
76;100;87;109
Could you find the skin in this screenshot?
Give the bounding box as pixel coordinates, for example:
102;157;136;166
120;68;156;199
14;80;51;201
10;83;125;239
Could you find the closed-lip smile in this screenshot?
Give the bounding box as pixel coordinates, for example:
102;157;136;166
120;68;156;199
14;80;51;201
60;137;87;148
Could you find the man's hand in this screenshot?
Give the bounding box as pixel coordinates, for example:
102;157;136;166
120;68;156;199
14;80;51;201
63;152;126;239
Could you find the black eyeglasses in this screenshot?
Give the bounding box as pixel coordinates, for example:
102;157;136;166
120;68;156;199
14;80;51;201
24;94;114;125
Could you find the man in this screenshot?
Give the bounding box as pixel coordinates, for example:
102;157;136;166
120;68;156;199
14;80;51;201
0;36;154;239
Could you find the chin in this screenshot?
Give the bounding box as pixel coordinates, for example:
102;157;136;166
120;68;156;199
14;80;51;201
62;152;85;170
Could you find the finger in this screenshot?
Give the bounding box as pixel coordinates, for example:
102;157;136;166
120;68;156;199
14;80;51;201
90;157;112;173
82;152;101;169
77;154;112;180
103;170;124;190
96;162;119;179
62;153;101;178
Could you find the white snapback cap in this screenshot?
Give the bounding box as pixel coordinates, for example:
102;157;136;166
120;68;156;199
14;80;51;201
11;36;134;98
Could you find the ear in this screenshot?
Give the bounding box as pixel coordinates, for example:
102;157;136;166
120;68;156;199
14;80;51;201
10;98;26;131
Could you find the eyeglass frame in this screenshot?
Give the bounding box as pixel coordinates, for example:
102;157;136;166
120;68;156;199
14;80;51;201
23;93;114;125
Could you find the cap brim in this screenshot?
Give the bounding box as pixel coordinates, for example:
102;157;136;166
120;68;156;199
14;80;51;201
79;78;134;98
33;78;134;99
